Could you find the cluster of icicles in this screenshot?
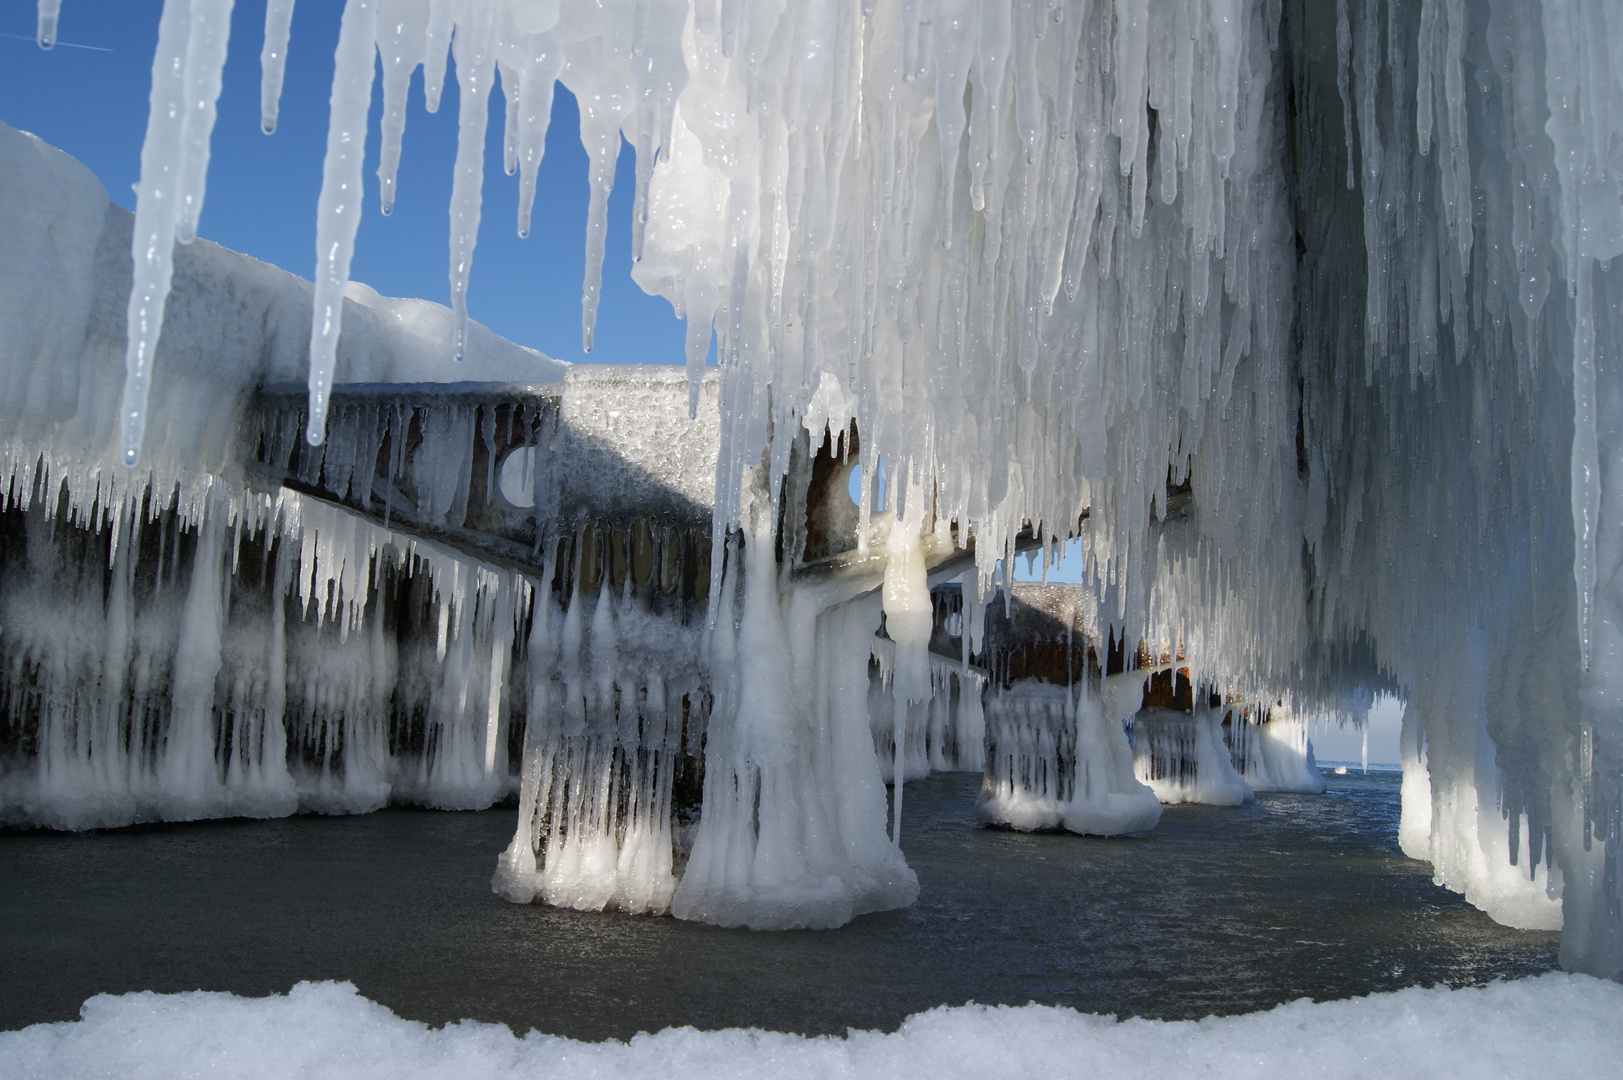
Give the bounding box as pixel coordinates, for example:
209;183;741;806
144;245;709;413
1293;0;1621;963
0;481;533;829
51;0;1301;659
34;0;1304;718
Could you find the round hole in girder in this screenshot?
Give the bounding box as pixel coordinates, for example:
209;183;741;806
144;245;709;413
847;454;885;509
497;446;537;508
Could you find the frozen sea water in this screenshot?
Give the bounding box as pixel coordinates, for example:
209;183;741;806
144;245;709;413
0;770;1557;1041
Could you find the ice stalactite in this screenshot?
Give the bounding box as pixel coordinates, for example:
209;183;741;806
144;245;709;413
881;475;933;843
446;0;497;363
35;0;60;50
120;0;236;468
306;0;380;447
259;0;297;135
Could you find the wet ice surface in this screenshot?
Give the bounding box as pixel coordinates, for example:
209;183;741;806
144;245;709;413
0;770;1557;1040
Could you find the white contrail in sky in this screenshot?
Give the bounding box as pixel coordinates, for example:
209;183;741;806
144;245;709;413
0;30;110;51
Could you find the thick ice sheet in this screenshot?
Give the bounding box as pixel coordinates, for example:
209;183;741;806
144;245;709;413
1;975;1617;1080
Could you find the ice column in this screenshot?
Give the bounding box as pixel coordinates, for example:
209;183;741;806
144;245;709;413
1228;706;1327;795
670;472;916;929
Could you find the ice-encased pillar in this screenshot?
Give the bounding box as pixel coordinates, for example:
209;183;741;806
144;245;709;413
669;484;917;929
976;677;1162;835
1227;707;1327;795
493;541;698;915
1131;706;1255;807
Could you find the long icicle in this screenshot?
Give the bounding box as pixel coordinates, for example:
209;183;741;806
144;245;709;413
36;0;61;49
259;0;297;134
305;0;380;448
119;0;234;469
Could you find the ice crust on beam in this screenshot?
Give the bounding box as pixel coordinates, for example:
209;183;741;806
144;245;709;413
0;481;534;829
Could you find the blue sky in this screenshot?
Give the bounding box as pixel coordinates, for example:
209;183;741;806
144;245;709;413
0;0;688;367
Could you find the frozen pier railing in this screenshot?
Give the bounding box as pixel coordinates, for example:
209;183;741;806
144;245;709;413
0;363;725;828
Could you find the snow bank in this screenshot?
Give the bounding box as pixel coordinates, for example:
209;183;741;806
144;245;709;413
2;975;1618;1080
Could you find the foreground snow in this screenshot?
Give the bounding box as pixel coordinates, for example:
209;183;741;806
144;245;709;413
1;974;1617;1080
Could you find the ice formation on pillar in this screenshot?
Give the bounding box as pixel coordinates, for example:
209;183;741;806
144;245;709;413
977;678;1162;836
1131;706;1256;807
1288;0;1621;961
493;550;705;915
1226;704;1326;795
664;471;917;930
867;644;986;783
